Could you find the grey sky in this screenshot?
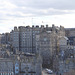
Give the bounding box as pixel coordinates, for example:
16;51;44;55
10;0;75;9
3;0;75;17
0;0;75;33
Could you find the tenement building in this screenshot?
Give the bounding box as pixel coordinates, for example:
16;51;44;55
0;24;69;68
36;25;67;67
10;26;40;53
10;24;69;68
65;28;75;45
11;25;65;53
0;51;42;75
0;33;10;44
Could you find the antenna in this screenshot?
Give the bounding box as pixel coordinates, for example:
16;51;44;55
32;18;33;53
32;18;33;25
23;22;25;26
42;21;44;25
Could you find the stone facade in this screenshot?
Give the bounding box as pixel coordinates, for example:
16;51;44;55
11;25;65;54
65;28;75;45
36;25;66;68
20;53;42;75
0;58;14;75
0;24;69;69
0;33;10;44
11;26;41;53
0;52;42;75
65;28;75;37
59;36;68;46
12;27;19;52
36;31;53;67
9;25;69;68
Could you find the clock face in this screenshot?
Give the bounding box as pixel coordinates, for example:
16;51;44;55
44;38;47;41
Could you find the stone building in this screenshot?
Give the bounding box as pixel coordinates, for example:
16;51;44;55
0;33;5;44
9;24;68;68
36;25;66;68
59;36;68;51
12;27;19;52
65;28;75;45
11;25;65;54
65;28;75;37
0;33;10;45
65;28;75;61
0;24;68;68
11;25;41;53
0;58;14;75
36;30;56;67
0;51;42;75
19;53;42;75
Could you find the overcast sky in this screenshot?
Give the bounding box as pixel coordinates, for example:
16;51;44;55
0;0;75;33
